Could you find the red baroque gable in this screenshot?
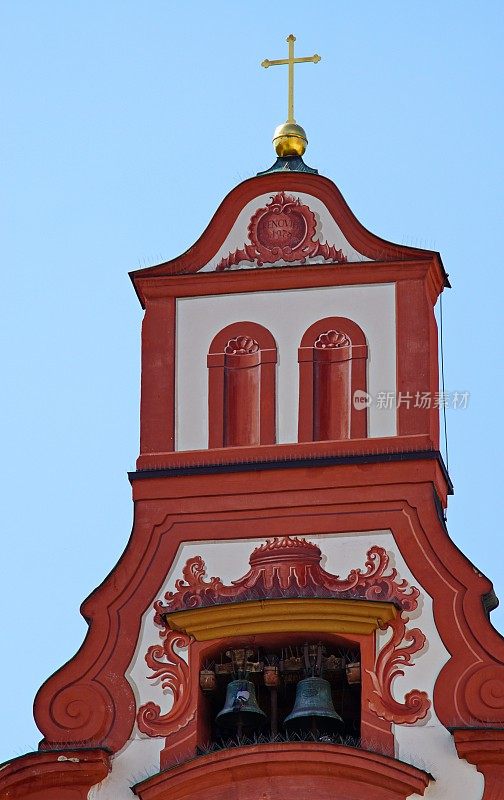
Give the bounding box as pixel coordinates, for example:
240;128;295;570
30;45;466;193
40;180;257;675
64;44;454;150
32;468;504;754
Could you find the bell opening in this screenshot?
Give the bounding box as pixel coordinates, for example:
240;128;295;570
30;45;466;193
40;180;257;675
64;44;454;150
201;639;361;746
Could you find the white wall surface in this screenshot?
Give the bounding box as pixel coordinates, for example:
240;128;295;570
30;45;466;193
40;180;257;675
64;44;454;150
199;191;371;270
88;738;164;800
176;283;396;451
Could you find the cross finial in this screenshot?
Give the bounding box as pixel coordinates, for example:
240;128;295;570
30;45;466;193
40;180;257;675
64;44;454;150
261;35;321;157
262;34;321;124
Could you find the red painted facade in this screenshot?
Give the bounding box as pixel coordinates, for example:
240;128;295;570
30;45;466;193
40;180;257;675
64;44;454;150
2;166;504;799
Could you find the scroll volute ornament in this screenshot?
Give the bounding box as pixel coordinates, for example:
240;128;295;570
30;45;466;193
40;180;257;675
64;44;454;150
367;616;430;725
137;629;194;738
464;664;504;724
35;677;122;752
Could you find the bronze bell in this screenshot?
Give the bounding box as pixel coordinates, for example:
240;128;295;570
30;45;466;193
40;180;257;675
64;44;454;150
215;678;267;731
284;676;343;730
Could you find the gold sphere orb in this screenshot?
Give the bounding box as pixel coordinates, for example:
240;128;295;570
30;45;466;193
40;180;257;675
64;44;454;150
272;122;307;157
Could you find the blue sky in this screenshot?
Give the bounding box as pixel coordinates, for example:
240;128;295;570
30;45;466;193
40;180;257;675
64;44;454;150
1;1;503;762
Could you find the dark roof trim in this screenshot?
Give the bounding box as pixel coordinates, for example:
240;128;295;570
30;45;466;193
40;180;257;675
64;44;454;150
129;448;453;493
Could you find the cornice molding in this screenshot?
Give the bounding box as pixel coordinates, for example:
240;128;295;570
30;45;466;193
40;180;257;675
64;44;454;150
133;258;443;307
132;742;432;799
167;597;397;639
453;729;504;799
0;749;110;799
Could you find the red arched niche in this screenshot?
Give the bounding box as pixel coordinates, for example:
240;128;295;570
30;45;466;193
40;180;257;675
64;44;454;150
207;322;277;448
298;317;368;442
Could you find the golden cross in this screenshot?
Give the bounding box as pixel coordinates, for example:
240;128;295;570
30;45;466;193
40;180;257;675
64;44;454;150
261;34;321;123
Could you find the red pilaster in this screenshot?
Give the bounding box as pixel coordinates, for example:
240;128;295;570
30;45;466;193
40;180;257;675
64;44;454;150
396;279;439;442
139;296;176;457
313;345;352;440
224;350;261;446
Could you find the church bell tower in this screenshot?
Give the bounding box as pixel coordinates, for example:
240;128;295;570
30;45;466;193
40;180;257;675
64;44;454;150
2;35;504;800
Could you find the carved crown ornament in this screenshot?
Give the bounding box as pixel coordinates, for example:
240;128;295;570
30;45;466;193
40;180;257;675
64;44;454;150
216;192;348;271
153;536;419;616
137;536;431;737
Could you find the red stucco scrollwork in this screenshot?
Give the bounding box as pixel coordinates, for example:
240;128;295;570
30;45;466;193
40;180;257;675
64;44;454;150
153;555;224;622
368;616;431;724
216;192;347;271
38;679;119;750
137;628;194;737
154;537;420;617
141;537;430;736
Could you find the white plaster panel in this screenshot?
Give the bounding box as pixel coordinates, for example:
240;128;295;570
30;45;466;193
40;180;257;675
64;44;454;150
99;530;482;799
88;738;163;800
199;191;371;270
402;726;483;799
176;284;396;451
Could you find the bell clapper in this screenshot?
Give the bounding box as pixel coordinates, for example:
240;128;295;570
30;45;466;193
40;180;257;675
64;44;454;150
270;686;278;737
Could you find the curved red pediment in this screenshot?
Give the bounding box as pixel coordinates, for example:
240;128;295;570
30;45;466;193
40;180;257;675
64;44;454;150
130;171;446;303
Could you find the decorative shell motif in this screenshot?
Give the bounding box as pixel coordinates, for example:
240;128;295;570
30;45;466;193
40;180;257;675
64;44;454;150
224;336;260;355
314;330;351;349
